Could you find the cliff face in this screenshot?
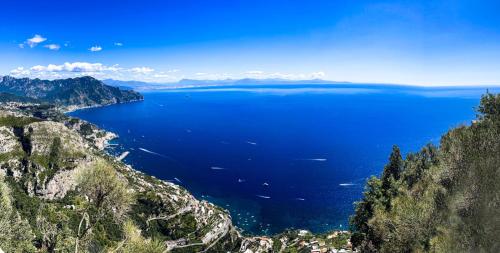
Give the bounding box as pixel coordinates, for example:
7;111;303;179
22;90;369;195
0;76;143;108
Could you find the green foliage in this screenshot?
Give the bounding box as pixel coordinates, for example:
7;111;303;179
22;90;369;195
6;177;42;227
329;232;350;249
0;175;36;252
77;159;133;221
74;159;134;251
130;190;177;240
0;149;25;162
48;137;61;168
351;93;500;253
0;115;41;127
35;204;76;252
79;123;93;136
111;220;166;253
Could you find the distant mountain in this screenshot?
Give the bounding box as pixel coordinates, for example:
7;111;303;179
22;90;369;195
182;78;344;85
103;78;347;91
0;76;143;107
102;79;166;90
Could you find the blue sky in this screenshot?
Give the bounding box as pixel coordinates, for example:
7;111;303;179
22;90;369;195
1;0;500;85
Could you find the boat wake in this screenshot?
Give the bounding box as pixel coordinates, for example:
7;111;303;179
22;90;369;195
211;166;226;170
339;183;356;186
139;148;169;158
295;158;327;162
256;195;271;199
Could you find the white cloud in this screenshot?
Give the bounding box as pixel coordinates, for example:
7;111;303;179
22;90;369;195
245;70;264;75
114;42;123;46
241;70;327;80
30;65;48;72
25;62;115;74
18;44;25;49
130;67;154;74
44;44;61;51
26;34;47;48
310;71;325;79
10;67;30;76
9;62;172;82
89;46;102;52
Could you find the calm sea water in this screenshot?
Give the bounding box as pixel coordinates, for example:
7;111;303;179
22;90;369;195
70;84;487;235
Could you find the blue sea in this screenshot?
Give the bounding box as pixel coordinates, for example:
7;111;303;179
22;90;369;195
69;84;490;235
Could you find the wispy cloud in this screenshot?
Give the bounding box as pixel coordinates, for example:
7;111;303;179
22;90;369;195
26;34;47;48
130;67;154;74
114;42;123;46
241;70;326;80
89;45;102;52
245;70;264;75
18;34;47;48
44;44;61;51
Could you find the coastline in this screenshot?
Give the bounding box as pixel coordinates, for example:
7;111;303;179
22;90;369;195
63;98;145;149
61;97;144;113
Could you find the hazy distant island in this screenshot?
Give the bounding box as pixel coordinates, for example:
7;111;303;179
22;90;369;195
102;78;347;91
0;76;498;252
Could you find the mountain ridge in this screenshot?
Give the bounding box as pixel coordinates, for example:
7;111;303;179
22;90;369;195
0;76;143;109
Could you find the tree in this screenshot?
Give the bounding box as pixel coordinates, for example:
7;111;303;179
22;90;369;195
111;220;166;253
381;145;403;187
350;176;384;250
74;159;133;252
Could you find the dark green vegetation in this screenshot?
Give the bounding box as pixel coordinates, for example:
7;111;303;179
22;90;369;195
0;76;143;107
0;92;40;103
0;115;41;127
350;93;500;252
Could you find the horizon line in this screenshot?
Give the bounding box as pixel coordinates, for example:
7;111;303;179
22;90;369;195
2;74;500;88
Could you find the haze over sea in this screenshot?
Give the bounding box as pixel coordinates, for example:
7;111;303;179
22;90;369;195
70;83;492;235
